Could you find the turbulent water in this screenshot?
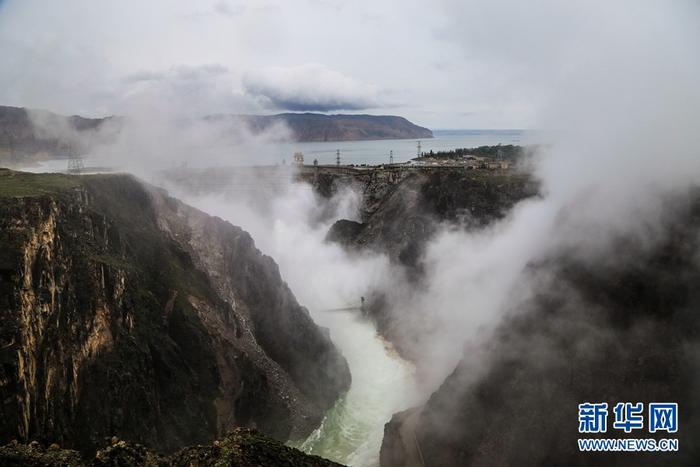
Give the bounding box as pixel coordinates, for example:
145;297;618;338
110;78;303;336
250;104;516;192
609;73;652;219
176;179;422;467
296;309;420;467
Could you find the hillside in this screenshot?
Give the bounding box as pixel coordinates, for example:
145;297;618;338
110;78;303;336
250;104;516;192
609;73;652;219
0;106;111;165
0;169;350;454
380;188;700;467
220;113;434;142
0;106;433;167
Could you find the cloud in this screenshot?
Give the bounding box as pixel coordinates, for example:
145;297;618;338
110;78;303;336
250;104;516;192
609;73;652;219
381;0;700;388
3;0;694;128
243;64;382;112
212;0;246;17
115;64;262;117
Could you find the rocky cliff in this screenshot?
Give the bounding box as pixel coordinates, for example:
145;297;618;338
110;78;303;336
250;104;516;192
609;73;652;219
380;188;700;466
324;168;538;271
0;169;350;454
0;428;345;466
316;167;538;360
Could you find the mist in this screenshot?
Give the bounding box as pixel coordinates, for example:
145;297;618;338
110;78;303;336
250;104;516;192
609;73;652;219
356;0;700;393
4;0;699;465
26;95;294;175
162;173;424;466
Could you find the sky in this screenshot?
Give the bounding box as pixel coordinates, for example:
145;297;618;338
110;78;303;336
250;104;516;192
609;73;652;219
0;0;697;129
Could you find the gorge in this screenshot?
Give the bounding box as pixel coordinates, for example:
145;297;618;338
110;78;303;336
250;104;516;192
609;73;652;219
0;168;350;462
2;146;700;467
1;1;698;465
0;161;539;466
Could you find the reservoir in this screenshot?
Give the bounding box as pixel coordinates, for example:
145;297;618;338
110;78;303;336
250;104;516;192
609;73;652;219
20;129;531;172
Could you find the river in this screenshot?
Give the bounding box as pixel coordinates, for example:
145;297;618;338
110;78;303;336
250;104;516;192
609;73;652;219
296;309;420;466
185;181;422;467
15;130;507;465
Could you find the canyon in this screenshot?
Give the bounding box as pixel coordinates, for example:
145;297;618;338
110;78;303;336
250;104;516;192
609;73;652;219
0;169;350;458
3;162;699;467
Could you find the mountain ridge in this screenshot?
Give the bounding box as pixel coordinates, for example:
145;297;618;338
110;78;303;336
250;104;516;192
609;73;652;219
208;112;434;142
0;105;433;166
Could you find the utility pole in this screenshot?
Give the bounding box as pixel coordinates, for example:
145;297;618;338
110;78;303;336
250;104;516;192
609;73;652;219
336;149;341;166
67;154;84;174
389;150;394;165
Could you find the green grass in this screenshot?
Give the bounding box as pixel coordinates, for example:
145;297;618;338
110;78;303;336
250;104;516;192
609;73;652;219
0;169;82;198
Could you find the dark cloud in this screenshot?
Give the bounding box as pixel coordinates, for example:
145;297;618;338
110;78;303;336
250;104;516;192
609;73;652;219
248;95;372;112
242;64;381;112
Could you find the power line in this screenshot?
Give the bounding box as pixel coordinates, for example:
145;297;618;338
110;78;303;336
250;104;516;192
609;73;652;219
67;154;84;174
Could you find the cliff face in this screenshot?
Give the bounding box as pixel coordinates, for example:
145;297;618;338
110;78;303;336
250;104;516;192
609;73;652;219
318;167;538;360
326;169;538;271
380;189;700;467
0;169;350;453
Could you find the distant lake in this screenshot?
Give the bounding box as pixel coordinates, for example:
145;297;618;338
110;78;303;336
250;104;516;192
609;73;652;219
270;129;536;166
21;129;540;173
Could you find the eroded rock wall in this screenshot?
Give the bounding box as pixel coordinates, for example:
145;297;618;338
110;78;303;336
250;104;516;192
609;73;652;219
0;172;350;453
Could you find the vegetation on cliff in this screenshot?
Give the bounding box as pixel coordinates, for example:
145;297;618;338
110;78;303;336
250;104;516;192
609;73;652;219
414;144;525;161
0;428;345;466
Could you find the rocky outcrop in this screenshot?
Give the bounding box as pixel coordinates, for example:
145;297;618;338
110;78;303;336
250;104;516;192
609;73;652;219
323;168;539;271
0;428;345;466
317;167;538;360
0;170;350;454
380;189;700;466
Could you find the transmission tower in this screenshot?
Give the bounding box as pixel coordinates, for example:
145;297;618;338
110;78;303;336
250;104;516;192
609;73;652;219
67;154;84;174
336;149;341;166
416;141;422;158
389;150;394;164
